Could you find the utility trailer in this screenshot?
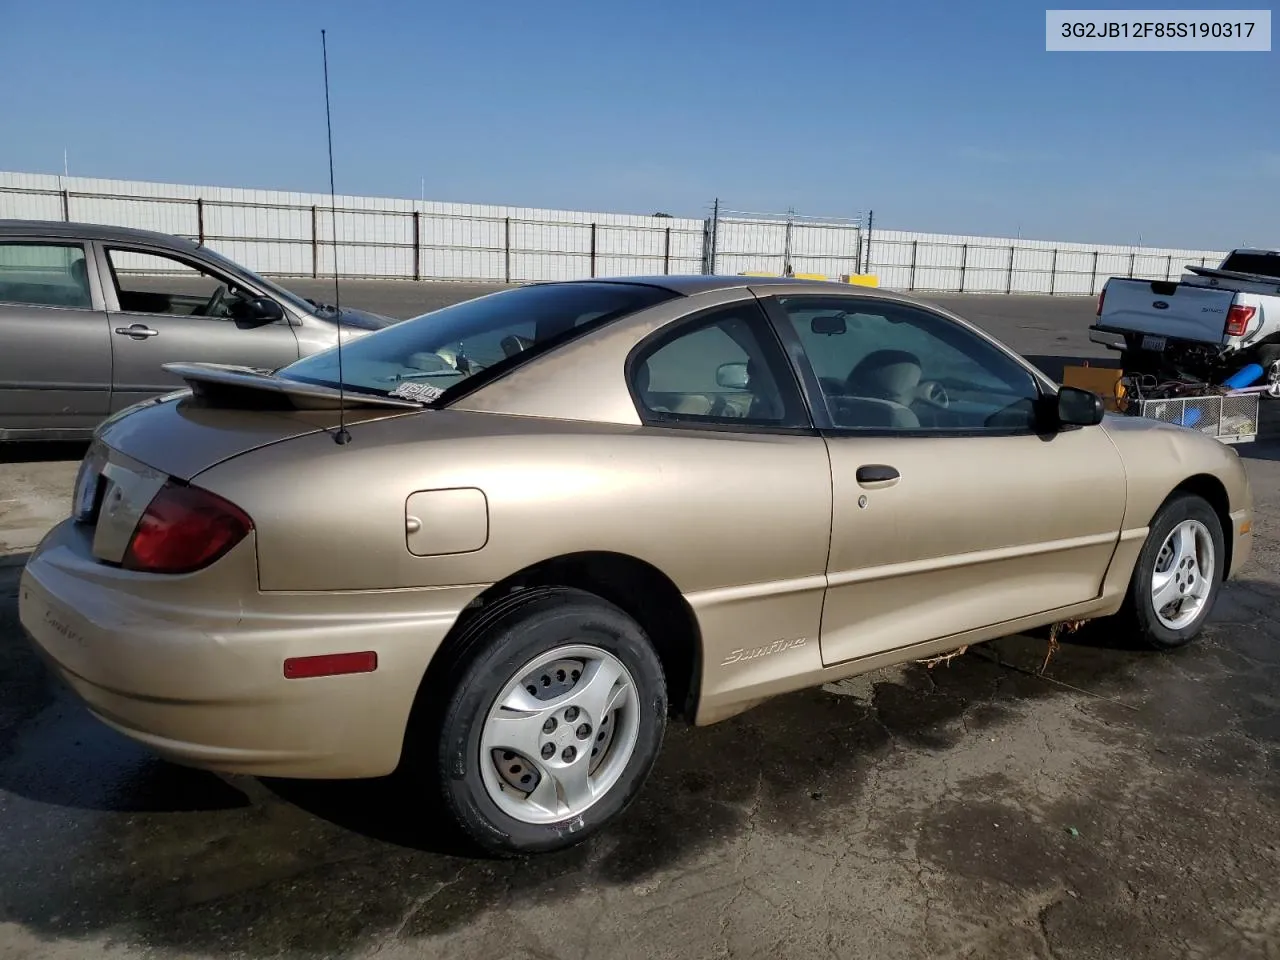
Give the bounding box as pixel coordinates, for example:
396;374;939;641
1063;361;1278;446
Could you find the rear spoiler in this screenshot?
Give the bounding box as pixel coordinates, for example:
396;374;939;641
161;362;424;411
1184;265;1280;288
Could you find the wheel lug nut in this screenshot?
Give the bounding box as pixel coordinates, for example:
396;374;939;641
562;746;577;762
542;718;557;734
577;723;591;739
565;707;579;722
541;743;555;760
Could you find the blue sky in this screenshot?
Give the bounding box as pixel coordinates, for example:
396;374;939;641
1;0;1276;248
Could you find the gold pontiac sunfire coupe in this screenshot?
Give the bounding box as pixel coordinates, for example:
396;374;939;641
20;275;1253;855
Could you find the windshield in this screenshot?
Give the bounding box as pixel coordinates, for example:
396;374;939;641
200;247;322;316
277;281;678;402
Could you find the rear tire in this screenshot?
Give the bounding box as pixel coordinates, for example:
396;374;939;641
1254;343;1280;377
415;587;667;857
1118;492;1225;650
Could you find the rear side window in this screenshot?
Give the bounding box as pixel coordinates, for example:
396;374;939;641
0;243;92;309
1218;252;1280;280
631;302;810;428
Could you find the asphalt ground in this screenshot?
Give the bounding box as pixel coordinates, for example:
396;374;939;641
2;282;1279;960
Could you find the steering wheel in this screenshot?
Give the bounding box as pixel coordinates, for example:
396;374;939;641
916;380;950;407
201;283;229;317
500;334;533;358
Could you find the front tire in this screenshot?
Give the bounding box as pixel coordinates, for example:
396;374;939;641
425;587;667;856
1120;492;1225;650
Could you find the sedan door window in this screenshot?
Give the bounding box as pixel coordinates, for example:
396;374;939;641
775;296;1043;433
105;248;258;321
0;243;93;309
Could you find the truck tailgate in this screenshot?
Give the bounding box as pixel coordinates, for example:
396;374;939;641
1097;278;1235;345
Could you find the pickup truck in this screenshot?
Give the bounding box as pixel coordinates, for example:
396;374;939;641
1089;248;1280;383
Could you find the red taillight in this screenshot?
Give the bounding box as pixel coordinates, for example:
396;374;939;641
1096;288;1106;316
1225;304;1256;338
122;481;252;574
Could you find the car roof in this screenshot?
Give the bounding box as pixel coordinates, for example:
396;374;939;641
563;273;912;302
0;219;201;249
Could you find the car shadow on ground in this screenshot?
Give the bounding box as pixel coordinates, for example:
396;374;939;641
1242;438;1280;461
0;440;90;464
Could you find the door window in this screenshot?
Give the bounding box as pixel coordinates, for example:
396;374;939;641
0;243;92;309
776;296;1043;432
105;248;256;320
631;303;808;427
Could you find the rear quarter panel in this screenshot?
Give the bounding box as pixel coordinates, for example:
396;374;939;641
191;410;834;597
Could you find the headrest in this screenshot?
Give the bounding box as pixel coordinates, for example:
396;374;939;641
848;349;922;402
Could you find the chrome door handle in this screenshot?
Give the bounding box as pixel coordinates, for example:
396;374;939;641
114;324;159;339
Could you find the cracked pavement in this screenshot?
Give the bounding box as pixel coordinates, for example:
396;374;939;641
2;286;1279;959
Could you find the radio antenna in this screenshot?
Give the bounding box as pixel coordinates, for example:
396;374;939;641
321;28;350;445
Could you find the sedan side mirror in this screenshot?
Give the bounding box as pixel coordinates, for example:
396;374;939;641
232;296;285;325
1056;385;1105;427
716;361;750;389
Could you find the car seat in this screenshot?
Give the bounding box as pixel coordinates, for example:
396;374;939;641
839;349;923;428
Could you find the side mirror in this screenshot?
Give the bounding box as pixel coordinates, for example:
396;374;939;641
232;296;285;325
715;361;750;389
811;314;847;336
1056;385;1105;427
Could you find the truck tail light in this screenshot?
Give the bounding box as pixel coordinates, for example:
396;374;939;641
1224;304;1256;338
122;480;252;574
1096;288;1105;316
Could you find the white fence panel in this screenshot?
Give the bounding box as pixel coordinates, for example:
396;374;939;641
0;171;1234;292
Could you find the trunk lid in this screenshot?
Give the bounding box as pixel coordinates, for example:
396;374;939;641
1096;277;1237;346
73;409;323;567
74;366;422;565
94;363;422;482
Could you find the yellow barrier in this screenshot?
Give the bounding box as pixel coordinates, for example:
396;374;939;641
737;271;881;286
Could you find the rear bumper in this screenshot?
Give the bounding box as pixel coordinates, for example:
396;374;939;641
19;520;486;779
1089;327;1126;351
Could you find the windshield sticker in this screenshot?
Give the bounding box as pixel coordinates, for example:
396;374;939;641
388;381;445;402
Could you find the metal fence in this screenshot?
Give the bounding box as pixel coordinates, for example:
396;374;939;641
862;233;1223;297
0;172;1228;295
704;205;870;279
0;179;705;283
